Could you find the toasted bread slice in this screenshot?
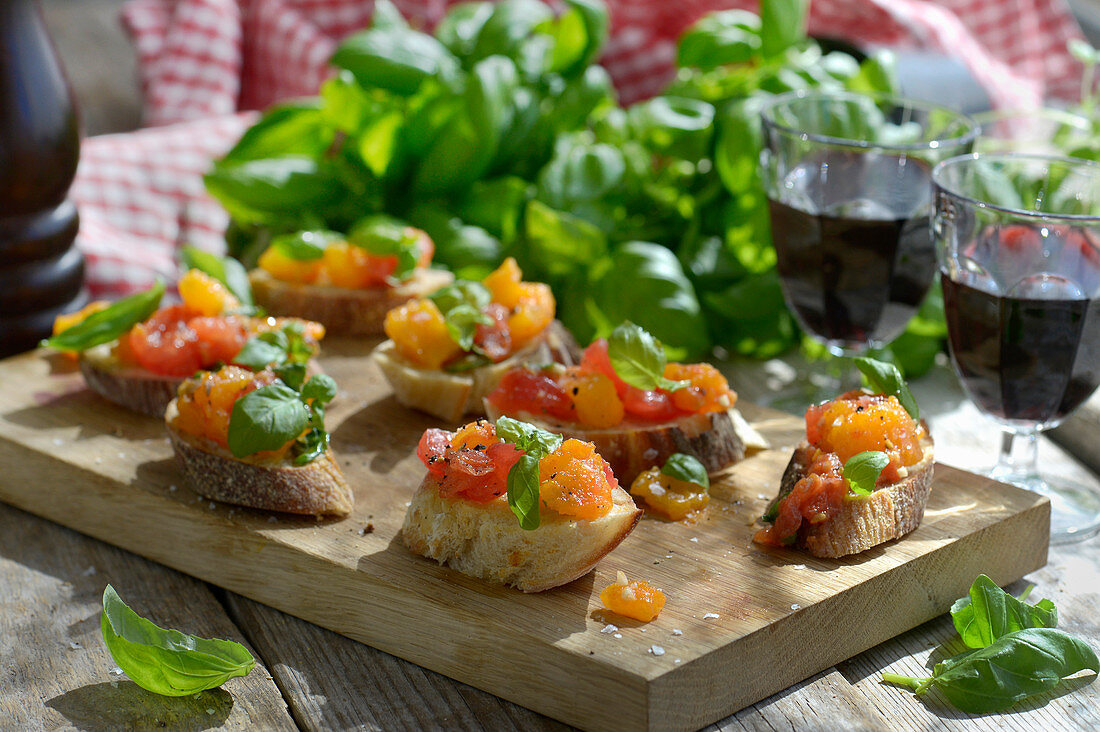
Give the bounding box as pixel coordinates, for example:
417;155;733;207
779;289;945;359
373;321;580;423
779;432;935;558
482;405;767;485
249;268;454;336
165;401;353;517
79;343;182;417
402;475;641;592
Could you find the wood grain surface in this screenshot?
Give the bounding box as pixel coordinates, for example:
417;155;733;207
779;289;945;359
0;341;1053;730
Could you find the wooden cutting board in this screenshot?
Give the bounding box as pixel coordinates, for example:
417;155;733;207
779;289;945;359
0;340;1049;731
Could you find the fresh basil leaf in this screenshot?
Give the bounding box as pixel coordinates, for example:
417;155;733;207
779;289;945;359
204;157;344;225
930;628;1098;713
760;0;809;59
218;102;332;165
294;427;330;466
300;373;338;407
442;303;492;351
275;362;308;391
541;0;609;76
435;2;494;59
661;453;709;490
227;384;310;458
950;574;1058;649
233;337;287;371
677;10;762;70
181;246;254;308
469;0;553;64
444;352;493;373
371;0;408;31
843;451;889;496
45;281;165;352
524;200;608;277
347;214;420;279
854;357;919;420
495;416;563;460
429;280;492;314
607;321;690;393
100;585;254;697
271;230;341;261
331;26;459;96
507;453;542;530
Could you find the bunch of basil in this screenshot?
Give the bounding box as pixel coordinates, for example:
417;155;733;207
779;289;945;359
206;0;914;364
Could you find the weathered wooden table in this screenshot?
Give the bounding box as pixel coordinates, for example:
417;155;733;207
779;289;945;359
3;357;1098;730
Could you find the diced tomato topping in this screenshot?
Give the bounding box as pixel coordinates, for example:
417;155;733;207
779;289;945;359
416;423;522;502
579;339;628;397
805;390;923;483
485;369;574;422
128;306;248;377
418;428;453;476
754;451;846;547
537;438;616;520
190;317;248;367
474;303;513;363
621;387;681;422
172;366;279;449
665;362;735;414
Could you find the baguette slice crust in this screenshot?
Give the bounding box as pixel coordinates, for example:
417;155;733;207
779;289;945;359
781;432;935;558
402;475;641;592
79;343;182;417
482;405;767;485
165;401;353;517
373;320;580;423
249;267;454;336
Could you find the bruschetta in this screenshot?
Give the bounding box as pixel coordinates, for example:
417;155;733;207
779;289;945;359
755;360;934;558
483;322;766;484
249;219;453;335
47;268;324;418
402;418;641;592
373;258;578;422
166;364;352;517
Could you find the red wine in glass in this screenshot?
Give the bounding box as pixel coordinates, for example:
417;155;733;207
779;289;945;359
769;154;936;352
942;224;1100;428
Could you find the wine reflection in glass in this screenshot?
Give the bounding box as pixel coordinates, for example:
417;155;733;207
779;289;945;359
758;91;978;406
933;153;1100;542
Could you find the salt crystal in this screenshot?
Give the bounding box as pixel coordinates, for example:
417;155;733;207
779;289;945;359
613;633;622;639
110;667;123;675
672;628;683;636
640;628;646;633
790;603;801;610
600;624;619;634
118;452;126;459
168;485;177;492
94;457;102;463
82;566;96;577
52;438;64;446
674;658;681;664
68;641;81;650
703;612;720;620
757;494;767;500
649;645;665;656
689;537;699;543
405;501;411;507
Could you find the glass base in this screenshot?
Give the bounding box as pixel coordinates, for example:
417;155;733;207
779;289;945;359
990;467;1100;544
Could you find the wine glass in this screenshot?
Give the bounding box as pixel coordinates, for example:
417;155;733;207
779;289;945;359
758;91;978;402
933;153;1100;543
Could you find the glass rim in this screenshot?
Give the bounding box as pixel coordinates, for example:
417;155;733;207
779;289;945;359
759;89;980;152
932;152;1100;222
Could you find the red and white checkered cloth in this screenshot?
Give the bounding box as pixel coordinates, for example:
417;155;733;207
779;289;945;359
74;0;1089;297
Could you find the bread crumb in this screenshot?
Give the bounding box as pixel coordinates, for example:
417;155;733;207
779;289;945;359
649;645;665;656
703;612;720;620
600;624;619;634
358;523;375;536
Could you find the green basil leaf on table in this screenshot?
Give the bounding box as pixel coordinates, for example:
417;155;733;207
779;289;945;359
101;585;255;696
270;230;341;261
331;25;459;96
759;0;809;59
950;574;1058;649
507;453;543;530
882;628;1099;714
496;416;563;459
45;280;165;352
842;451;889;496
607;321;690;393
660;453;710;490
227;384;311;458
676;10;762;70
854;357;919;420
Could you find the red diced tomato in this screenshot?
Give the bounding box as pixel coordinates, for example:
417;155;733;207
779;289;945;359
486;369;575;421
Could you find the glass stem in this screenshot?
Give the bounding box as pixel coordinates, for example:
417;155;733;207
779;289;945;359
991;428;1040;485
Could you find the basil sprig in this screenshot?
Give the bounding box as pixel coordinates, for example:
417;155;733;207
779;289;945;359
882;575;1098;714
182;246;253;307
101;584;255;696
233;321;319;378
607;321;690;392
660;453;709;490
226;372;337;464
854;357;918;420
45;281;165;352
269;229;342;260
347;214;420;280
496;416;564;531
429;280;493;352
843;450;889;496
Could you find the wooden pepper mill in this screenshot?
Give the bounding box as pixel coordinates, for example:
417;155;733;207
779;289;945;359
0;0;86;358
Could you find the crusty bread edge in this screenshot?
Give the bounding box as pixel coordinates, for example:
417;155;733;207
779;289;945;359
79;344;180;417
249;267;454;335
791;433;935;558
401;475;641;593
165;401;353;517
